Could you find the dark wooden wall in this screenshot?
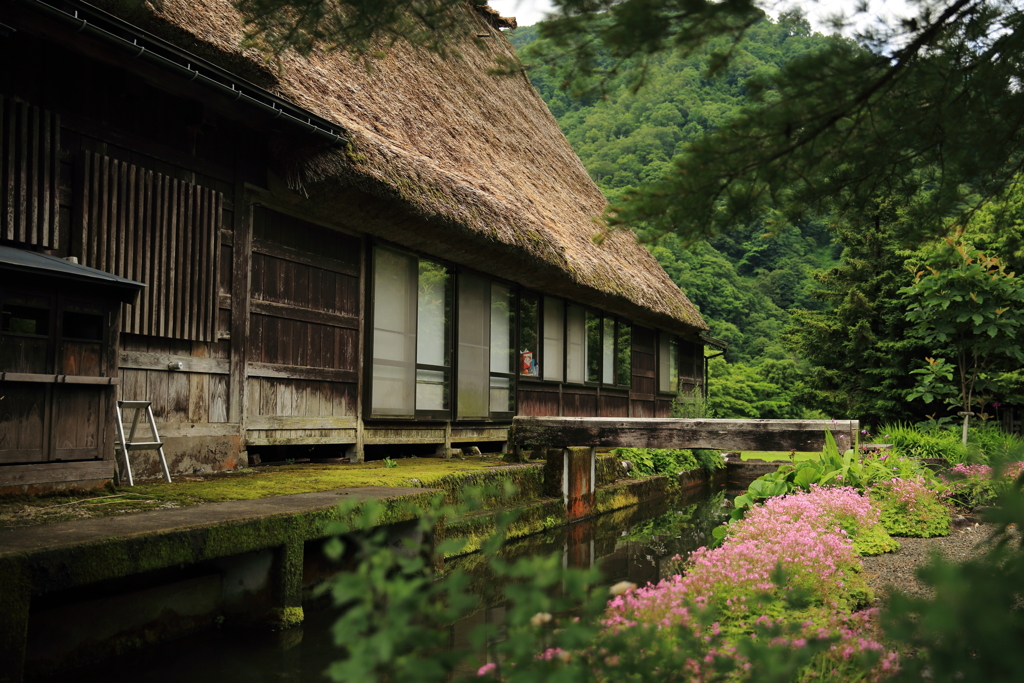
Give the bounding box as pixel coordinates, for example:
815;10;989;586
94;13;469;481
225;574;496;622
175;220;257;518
77;151;223;342
517;326;702;419
1;97;61;249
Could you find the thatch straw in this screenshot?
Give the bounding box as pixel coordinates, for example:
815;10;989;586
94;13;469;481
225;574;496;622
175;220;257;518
104;1;706;333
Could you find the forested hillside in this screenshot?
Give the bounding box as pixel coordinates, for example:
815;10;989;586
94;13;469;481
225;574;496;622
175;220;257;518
510;15;840;417
510;14;1024;426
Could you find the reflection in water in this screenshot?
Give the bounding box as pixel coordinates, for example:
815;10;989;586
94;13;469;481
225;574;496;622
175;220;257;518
56;485;727;683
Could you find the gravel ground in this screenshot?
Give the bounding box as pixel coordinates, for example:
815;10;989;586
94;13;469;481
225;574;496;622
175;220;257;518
861;520;1000;605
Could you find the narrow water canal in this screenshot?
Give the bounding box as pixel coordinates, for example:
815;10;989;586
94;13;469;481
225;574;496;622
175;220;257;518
54;484;728;683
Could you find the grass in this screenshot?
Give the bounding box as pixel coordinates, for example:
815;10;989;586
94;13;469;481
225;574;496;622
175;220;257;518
0;457;517;527
739;451;821;462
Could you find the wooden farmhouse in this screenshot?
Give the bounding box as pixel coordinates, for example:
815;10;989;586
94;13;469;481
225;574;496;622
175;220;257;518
0;0;713;491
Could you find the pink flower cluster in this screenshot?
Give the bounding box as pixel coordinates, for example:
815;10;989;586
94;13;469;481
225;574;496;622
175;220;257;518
600;488;897;681
605;488;872;630
872;476;934;512
947;461;1024;479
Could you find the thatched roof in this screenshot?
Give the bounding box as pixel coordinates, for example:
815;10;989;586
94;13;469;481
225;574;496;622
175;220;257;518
100;0;707;333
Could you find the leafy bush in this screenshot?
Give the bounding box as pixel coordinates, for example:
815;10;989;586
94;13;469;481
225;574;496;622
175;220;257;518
882;421;972;464
941;461;1024;511
613;448;700;477
871;476;951;537
968;422;1024;463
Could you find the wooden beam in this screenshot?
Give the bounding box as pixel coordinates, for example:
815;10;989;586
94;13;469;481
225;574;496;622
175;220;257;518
509;417;859;453
250;299;359;330
119;352;230;375
0;460;113;487
245;416;357;431
246;363;358;384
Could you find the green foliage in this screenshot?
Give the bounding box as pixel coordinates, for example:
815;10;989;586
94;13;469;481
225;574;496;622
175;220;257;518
706;356;806;419
852;524;901;557
883;507;1024;681
383;456;398;469
233;0;484;61
901;238;1024;414
323;486;607;683
786;215;930;426
871;479;952;538
612;447;698;477
881;422;972;465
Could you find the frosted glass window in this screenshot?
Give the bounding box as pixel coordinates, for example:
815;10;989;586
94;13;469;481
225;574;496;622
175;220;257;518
417;261;449;367
372;248;417;416
586;311;601;382
543;297;564;382
616;322;631;387
566;305;585;384
658;333;671;392
458;274;490;419
490;375;513;413
658;333;679;393
416;368;448;410
602;318;615;384
519;293;540;377
490;284;513;373
670;337;679;393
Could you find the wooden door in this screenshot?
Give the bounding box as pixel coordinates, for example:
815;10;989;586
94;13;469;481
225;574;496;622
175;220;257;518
244;209;362;446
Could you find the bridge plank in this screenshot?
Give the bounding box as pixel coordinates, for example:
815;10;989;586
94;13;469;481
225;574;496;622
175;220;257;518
510;417;858;452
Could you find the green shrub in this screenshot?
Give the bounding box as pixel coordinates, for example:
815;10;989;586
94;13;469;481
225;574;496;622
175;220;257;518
968;422;1024;463
613;448;700;477
871;477;951;537
881;422;971;464
853;524;902;556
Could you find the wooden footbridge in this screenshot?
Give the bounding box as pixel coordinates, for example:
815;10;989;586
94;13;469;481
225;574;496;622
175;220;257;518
509;417;858;519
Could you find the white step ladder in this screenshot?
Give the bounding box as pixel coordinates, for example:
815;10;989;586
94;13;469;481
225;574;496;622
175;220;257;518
114;401;172;486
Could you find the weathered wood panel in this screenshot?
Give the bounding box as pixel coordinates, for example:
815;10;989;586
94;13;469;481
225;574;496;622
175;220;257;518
518;387;560;416
599;393;630;418
630;400;655;418
510;417;859;452
1;97;61;249
51;385;102;459
0;384;47;462
245;378;357;418
0;460;112;487
562;389;598;417
77;151;222;341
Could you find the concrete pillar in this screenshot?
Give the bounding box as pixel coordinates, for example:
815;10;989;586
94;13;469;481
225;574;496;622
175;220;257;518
268;540;304;630
0;559;30;683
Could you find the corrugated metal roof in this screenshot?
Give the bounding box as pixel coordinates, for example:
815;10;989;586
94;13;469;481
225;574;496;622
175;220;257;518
0;246;144;299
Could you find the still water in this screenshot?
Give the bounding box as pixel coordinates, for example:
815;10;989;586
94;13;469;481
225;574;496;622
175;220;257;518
56;485;727;683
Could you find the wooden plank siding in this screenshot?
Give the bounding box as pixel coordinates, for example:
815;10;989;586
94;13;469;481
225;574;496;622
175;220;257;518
1;97;61;249
76;151;222;342
243;208;362;444
630;326;657;418
118;336;231;424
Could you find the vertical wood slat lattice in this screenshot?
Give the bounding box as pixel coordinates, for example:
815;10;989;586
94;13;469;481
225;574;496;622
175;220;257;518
0;97;61;248
78;151;222;342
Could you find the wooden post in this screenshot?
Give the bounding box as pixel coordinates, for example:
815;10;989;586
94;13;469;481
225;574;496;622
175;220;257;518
563;446;596;521
268;540;304;630
228;189;252;432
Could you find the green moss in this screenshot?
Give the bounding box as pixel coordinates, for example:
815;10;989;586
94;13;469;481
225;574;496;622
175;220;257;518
266;606;304;630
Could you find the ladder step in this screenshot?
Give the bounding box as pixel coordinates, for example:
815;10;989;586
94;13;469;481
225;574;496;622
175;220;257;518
124;441;164;450
118;400;153;408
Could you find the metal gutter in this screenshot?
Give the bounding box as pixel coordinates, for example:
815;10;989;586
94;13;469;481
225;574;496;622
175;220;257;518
15;0;348;145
